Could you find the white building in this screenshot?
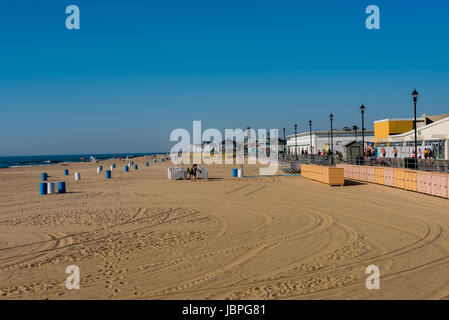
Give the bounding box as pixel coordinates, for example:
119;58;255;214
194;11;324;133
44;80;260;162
387;115;449;160
286;130;374;154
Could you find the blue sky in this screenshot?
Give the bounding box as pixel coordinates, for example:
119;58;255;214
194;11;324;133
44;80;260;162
0;0;448;155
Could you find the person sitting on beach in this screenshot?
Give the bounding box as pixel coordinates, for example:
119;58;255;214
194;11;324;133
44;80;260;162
187;164;202;181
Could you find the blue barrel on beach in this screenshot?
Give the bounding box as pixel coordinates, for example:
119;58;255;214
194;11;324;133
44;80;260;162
161;158;165;162
99;165;103;171
131;161;134;165
146;162;149;167
40;183;48;195
134;164;138;170
124;165;129;172
232;169;238;177
112;163;116;169
153;159;156;163
64;169;69;176
105;170;111;179
57;182;66;194
41;173;48;181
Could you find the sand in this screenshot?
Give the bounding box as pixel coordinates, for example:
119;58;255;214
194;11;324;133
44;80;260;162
1;157;449;300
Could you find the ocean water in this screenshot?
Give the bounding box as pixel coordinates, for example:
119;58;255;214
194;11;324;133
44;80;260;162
0;153;165;169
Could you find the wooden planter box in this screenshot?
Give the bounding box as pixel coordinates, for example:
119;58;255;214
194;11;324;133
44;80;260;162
301;164;345;186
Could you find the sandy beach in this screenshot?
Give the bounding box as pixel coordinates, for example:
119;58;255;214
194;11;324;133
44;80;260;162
1;158;449;299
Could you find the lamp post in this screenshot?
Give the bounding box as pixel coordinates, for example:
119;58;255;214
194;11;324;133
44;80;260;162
283;127;286;159
330;114;334;164
360;105;365;152
412;89;419;163
294;124;298;160
308;119;313;154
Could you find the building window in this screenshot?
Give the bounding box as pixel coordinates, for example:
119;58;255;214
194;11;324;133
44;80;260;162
405;141;423;146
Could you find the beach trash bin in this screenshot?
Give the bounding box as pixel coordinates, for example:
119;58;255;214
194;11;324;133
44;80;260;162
134;164;138;170
40;182;48;195
41;173;48;181
112;163;116;169
232;169;238;177
64;169;69;176
105;170;111;179
161;158;165;162
131;161;134;165
125;166;129;172
47;182;55;194
146;162;149;167
153;159;156;163
75;172;81;181
57;182;66;194
237;169;243;178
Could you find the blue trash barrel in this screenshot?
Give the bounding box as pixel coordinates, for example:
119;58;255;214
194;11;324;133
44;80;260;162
64;169;69;176
105;170;111;179
161;158;165;162
57;182;66;194
146;162;149;167
99;165;103;171
232;169;238;177
130;161;134;165
112;164;116;169
134;164;138;170
153;159;156;163
41;173;48;181
40;183;48;195
124;166;129;172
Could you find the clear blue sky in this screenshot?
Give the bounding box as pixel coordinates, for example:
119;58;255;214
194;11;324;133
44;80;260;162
1;0;448;155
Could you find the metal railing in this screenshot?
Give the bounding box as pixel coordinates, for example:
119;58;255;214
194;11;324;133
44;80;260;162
343;156;449;173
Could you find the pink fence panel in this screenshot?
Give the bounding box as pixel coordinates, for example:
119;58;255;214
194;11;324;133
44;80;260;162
346;165;351;179
431;174;440;197
446;174;449;199
435;175;448;198
417;172;427;194
425;173;432;195
359;166;367;182
440;175;448;198
367;167;375;183
384;168;394;187
353;166;360;181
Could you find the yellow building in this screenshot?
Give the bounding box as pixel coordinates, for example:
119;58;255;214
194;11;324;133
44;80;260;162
374;118;423;146
374;114;449;147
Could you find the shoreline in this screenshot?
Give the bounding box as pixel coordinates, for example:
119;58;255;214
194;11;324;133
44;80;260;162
0;152;169;170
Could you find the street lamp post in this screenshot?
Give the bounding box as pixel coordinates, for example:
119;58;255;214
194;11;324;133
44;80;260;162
283;127;286;159
330;114;334;165
294;124;298;160
412;89;419;165
308;120;313;152
360;105;365;154
309;120;313;163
